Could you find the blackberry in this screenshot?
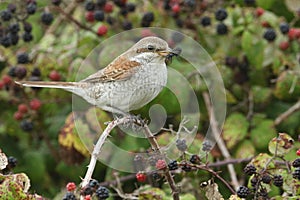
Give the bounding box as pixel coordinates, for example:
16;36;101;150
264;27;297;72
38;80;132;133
168;160;178;170
24;22;32;33
41;12;54;25
15;66;27;79
176;139;187;151
114;0;126;7
201;16;211;27
52;0;61;6
1;10;12;21
8;67;17;77
163;0;171;10
7;156;17;168
258;188;268;199
62;192;76;200
236;186;250;198
126;3;136;12
250;176;258;187
20;120;34;132
273;175;283;187
7;4;17;13
190;154;201;164
280;23;289;34
23;32;33;42
120;8;128;16
27;3;37;15
261;174;272;184
17;53;29;64
175;18;183;28
106;16;115;25
185;0;196;7
122;21;132;30
171;32;184;44
89;179;99;188
181;163;192;172
94;10;105;21
243;164;256;176
31;68;41;76
1;35;11;48
216;23;228;35
9;23;20;34
96;0;107;7
244;0;256;6
293;168;300;180
95;186;109;199
292;158;300;167
215;8;227;21
85;1;95;11
82;186;93;195
225;56;238;68
142;12;154;22
152;172;161;181
141;20;151;27
9;33;19;45
202;140;212;151
263;28;276;42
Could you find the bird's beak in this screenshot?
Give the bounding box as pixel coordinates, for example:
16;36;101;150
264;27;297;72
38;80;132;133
158;47;182;57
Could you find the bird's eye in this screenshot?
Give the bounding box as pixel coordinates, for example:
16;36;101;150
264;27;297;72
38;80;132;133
147;45;155;51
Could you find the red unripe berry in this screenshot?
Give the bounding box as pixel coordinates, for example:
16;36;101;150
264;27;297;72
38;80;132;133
288;28;300;40
155;159;166;170
172;4;180;13
136;172;146;182
14;112;23;121
297;149;300;156
30;98;42;110
84;195;91;200
261;21;270;28
279;41;289;51
85;11;94;22
104;2;113;13
2;75;12;85
49;70;61;81
97;25;108;36
18;104;28;113
255;7;264;17
0;80;4;89
66;182;76;192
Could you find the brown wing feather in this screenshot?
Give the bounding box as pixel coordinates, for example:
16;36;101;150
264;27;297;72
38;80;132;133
82;56;140;83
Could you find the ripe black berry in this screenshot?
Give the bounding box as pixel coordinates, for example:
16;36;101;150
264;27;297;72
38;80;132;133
202;140;212;151
120;8;128;16
243;164;256;176
94;10;105;21
95;186;109;199
15;66;27;79
1;35;11;47
258;188;268;199
292;158;300;167
23;32;33;42
9;33;19;45
261;174;272;184
237;186;250;198
152;172;161;181
31;68;41;76
181;163;192;172
122;21;132;30
225;56;238;68
27;3;37;15
126;3;136;12
9;23;20;34
89;179;99;188
280;23;289;34
7;156;17;168
20;120;34;132
114;0;126;7
1;10;12;21
17;53;29;64
215;8;227;21
216;23;228;35
7;4;17;13
168;160;178;170
184;0;196;7
190;154;201;164
23;22;32;33
244;0;256;6
85;1;95;11
250;176;258;187
175;18;183;28
142;12;154;22
293;168;300;180
8;67;17;77
163;0;171;10
273;175;283;187
176;139;187;151
41;12;54;25
62;192;76;200
82;186;93;195
263;28;276;42
52;0;61;6
106;16;115;25
96;0;107;7
201;16;211;27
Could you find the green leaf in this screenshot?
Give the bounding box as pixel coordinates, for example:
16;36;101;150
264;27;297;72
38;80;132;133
235;140;256;159
223;113;249;149
252;86;272;104
257;0;275;9
241;31;252;53
268;133;294;156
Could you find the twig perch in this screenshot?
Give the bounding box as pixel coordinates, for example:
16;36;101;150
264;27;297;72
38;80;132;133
274;99;300;126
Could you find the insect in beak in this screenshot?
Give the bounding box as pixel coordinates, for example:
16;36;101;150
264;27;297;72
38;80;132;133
164;47;182;65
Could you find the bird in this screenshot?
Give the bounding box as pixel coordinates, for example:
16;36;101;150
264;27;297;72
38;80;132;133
16;36;180;115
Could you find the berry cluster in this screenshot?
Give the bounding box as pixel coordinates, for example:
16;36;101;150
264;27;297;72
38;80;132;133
1;155;18;174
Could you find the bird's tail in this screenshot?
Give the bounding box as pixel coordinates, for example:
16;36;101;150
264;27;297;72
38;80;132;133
15;81;86;92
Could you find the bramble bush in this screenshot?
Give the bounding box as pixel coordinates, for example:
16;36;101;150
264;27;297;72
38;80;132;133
0;0;300;199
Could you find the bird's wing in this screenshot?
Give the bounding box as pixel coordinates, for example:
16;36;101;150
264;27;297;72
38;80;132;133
82;57;141;83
